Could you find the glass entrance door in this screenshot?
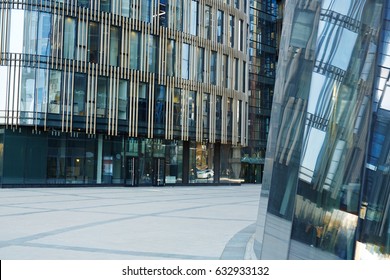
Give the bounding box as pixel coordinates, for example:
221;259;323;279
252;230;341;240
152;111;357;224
125;157;138;186
153;158;165;186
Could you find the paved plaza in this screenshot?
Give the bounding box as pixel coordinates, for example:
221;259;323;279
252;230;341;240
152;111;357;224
0;185;261;260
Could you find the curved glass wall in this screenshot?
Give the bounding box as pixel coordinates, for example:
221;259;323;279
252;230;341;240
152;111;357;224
0;0;250;186
254;0;386;259
356;0;390;260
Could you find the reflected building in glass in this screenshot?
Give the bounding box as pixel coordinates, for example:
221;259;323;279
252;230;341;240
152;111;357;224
0;0;249;186
253;0;390;259
242;0;278;184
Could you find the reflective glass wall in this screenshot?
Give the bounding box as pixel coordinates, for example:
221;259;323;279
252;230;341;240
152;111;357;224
244;0;278;183
254;0;386;259
356;0;390;259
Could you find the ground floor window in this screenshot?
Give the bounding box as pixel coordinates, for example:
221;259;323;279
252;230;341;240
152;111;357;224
0;128;243;186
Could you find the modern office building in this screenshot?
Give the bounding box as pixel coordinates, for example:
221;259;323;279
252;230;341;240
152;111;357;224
253;0;390;259
0;0;251;186
242;0;277;183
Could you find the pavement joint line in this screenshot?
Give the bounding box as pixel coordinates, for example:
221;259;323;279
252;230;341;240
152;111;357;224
0;201;257;249
20;242;217;260
0;197;260;219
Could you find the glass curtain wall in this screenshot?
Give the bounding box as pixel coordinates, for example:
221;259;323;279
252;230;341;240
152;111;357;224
255;0;385;260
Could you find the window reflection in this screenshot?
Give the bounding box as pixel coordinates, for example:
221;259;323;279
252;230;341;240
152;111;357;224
204;5;212;40
173;88;181;126
182;43;190;79
23;11;38;55
37;13;52;56
110;26;120;66
190;0;198;35
63;17;76;59
217;10;224;44
118;80;128;120
88;21;99;63
74;73;87;116
197;47;204;82
48;70;61;114
154;85;165;126
210;51;217;85
97;76;108;117
138;83;148;124
166;39;176;76
130;31;141;70
148;35;158;73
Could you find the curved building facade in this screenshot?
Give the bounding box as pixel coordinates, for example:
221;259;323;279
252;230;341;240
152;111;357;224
254;0;390;260
0;0;249;186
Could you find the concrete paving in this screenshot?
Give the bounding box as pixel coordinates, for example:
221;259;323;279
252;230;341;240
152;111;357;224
0;184;261;260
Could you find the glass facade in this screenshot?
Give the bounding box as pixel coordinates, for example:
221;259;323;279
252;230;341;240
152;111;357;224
243;0;277;183
0;0;249;187
254;0;390;260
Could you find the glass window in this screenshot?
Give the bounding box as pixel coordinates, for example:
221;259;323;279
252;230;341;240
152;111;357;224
78;0;89;7
37;13;52;56
234;58;239;90
118;80;128;120
88;21;99;63
204;5;211;40
77;20;87;61
166;39;175;76
10;10;25;53
197;47;204;82
188;91;196;128
141;0;152;22
237;100;242;137
159;0;167;27
216;95;222;131
242;61;246;92
190;0;198;35
63;71;73;115
239;19;244;51
97;76;108;117
111;0;119;14
100;0;111;12
20;67;35;124
74;73;87;116
235;0;239;9
110;26;120;66
222;54;229;88
210;51;217;85
66;137;86;184
230;15;235;48
63;17;76;59
182;43;190;79
175;0;183;31
174;88;181;125
47;136;66;183
227;98;232;135
203;93;210;130
130;31;141;70
0;66;7;118
52;15;63;58
138;83;148;124
121;0;130;17
36;68;48;113
148;35;158;73
154;85;166;125
217;10;224;44
23;11;38;55
48;70;61;114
